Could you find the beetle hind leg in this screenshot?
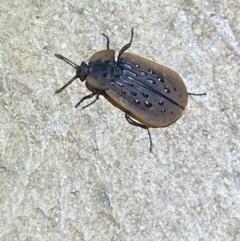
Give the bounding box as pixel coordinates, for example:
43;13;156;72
188;92;206;96
125;110;153;152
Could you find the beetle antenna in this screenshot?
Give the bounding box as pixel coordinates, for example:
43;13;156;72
55;54;78;69
55;75;78;93
54;54;81;93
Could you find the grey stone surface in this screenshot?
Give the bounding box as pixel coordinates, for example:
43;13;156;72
1;0;240;240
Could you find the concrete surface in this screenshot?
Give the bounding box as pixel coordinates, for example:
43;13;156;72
1;0;240;240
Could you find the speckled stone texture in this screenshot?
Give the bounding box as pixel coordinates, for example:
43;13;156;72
1;0;240;240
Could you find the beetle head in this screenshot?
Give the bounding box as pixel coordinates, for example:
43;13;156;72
76;62;89;81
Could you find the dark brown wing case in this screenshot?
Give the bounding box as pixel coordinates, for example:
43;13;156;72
106;52;188;127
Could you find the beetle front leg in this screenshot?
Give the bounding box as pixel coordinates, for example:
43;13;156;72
102;33;110;50
75;89;101;109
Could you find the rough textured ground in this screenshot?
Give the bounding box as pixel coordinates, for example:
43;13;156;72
1;0;240;240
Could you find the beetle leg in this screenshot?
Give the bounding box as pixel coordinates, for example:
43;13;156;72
117;28;134;61
125;110;153;152
188;92;206;96
102;33;110;50
75;90;100;109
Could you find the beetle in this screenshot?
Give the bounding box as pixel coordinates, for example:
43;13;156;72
55;28;205;151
